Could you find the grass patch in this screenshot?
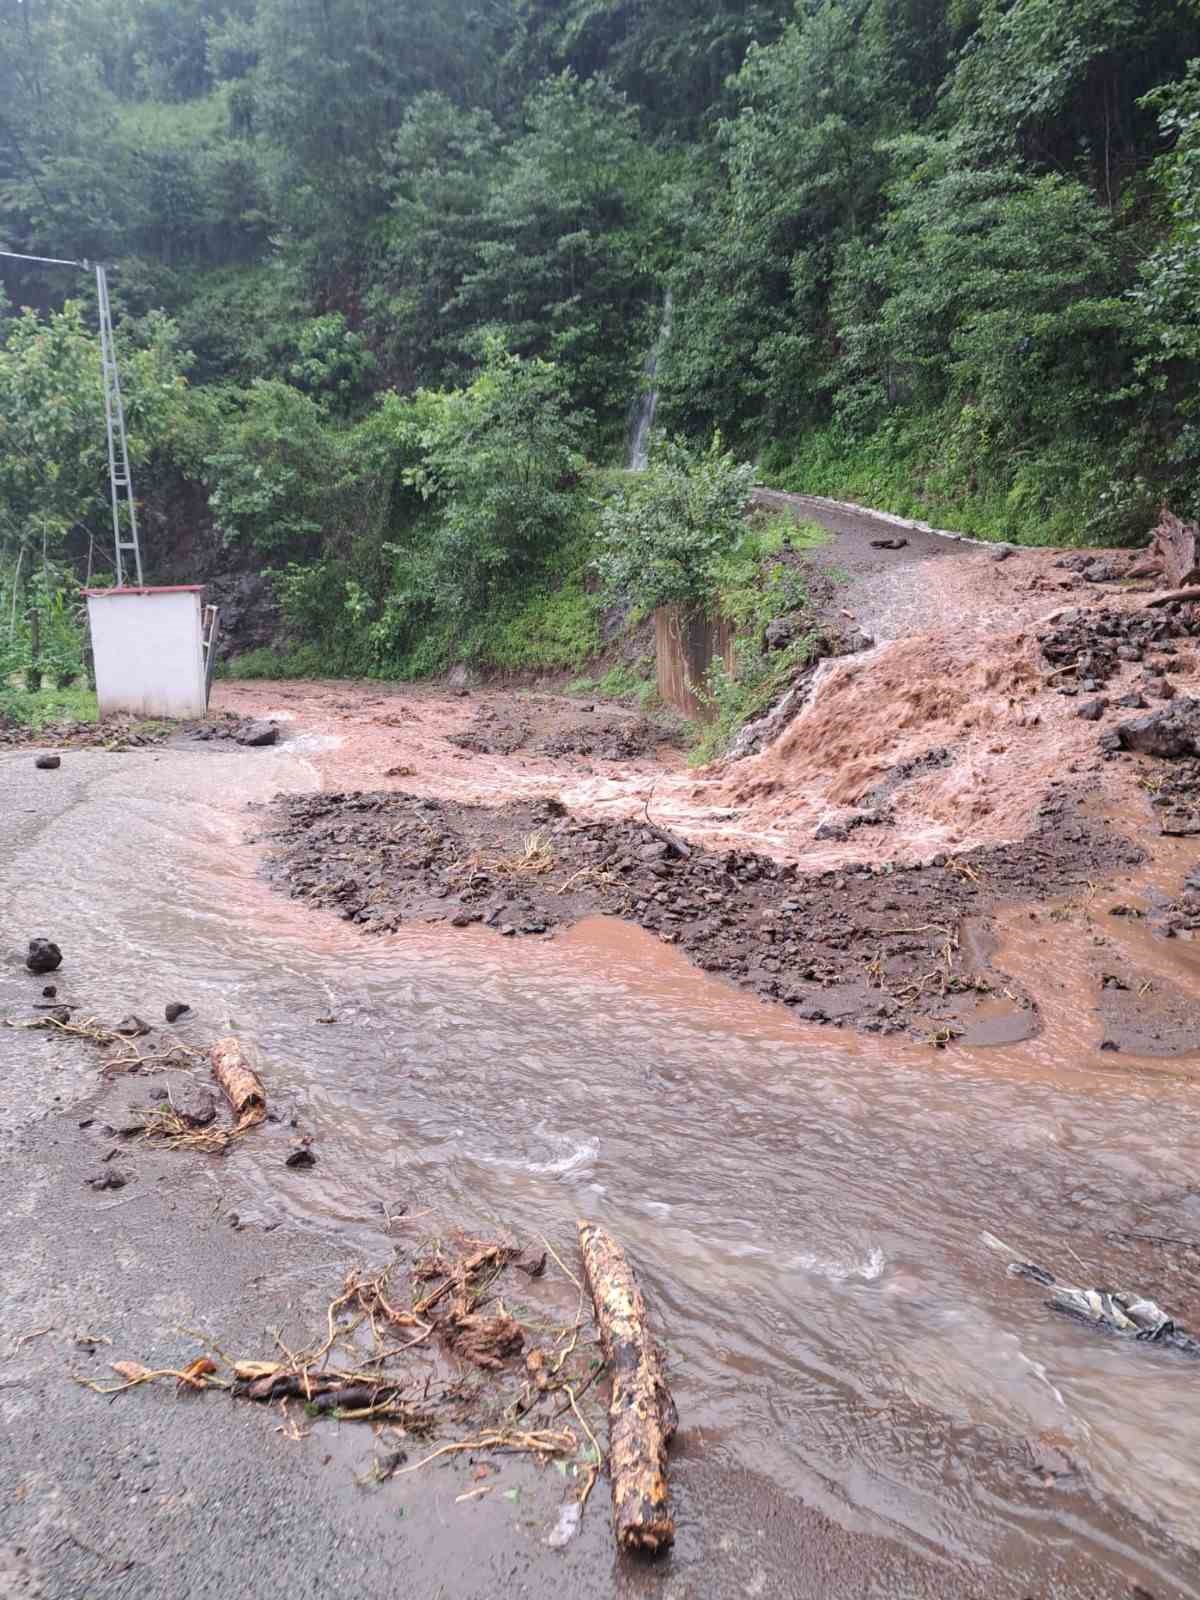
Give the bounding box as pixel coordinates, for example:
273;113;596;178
758;415;1156;546
222;645;333;680
0;682;98;728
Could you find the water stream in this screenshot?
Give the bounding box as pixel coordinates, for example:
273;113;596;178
625;291;673;472
4;744;1200;1594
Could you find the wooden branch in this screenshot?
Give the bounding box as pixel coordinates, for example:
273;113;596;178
578;1220;676;1555
1144;587;1200;609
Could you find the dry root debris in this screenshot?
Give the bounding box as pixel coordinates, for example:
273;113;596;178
75;1228;675;1557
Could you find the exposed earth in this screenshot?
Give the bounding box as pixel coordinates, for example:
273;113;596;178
6;495;1200;1600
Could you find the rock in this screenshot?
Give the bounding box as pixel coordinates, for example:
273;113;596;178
1152;509;1200;588
1115;692;1147;709
85;1171;127;1191
34;754;61;770
1077;698;1107;721
447;663;476;691
115;1015;151;1037
45;1006;72;1025
1116;698;1200;757
1145;675;1177;701
870;537;908;550
990;544;1015;561
814;820;850;841
164;1002;190;1023
25;938;62;974
177;1091;217;1129
236;720;278;747
764;618;796;651
41;985;57;998
285;1143;317;1168
149;1086;169;1101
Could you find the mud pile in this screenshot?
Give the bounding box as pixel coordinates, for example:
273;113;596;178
448;699;685;762
260;782;1138;1043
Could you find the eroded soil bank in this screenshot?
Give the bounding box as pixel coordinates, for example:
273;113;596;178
232;517;1200;1059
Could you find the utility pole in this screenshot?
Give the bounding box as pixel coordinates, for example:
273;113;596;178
0;249;144;585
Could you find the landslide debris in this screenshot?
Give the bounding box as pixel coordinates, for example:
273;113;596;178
260;784;1136;1042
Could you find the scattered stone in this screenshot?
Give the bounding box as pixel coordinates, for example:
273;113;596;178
1115;692;1147;709
115;1015;151;1038
764;618;797;651
236;720;278;747
85;1171;127;1191
1115;698;1200;757
41;985;57;998
1143;674;1177;701
25;938;62;975
34;753;61;770
176;1091;217;1129
870;537;908;550
1077;698;1107;721
164;1002;191;1023
990;544;1015;562
285;1142;317;1169
149;1086;169;1101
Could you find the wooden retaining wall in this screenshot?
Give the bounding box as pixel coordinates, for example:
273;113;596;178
654;605;734;719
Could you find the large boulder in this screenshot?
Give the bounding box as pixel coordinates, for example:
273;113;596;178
1151;510;1200;588
26;938;62;974
236;720;278;747
1115;697;1200;757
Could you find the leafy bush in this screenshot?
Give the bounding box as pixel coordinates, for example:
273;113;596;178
595;433;757;613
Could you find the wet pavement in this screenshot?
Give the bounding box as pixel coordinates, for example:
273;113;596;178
2;744;1200;1596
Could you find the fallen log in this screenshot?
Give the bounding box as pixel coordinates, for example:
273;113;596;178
578;1220;676;1555
209;1036;267;1128
1144;587;1200;609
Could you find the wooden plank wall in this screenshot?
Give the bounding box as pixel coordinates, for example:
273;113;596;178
654;606;735;719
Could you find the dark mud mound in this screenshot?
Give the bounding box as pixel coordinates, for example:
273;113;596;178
448;698;685;762
260;783;1136;1044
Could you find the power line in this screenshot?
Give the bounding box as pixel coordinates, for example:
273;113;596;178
0;248;90;268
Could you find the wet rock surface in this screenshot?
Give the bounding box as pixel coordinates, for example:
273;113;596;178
25;938;62;974
260;784;1135;1042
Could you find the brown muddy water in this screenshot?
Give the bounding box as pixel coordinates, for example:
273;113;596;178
5;741;1200;1597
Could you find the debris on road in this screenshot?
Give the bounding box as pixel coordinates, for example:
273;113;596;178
284;1139;316;1168
210;1036;267;1128
1008;1259;1200;1355
164;1002;191;1023
26;938;62;974
578;1220;676;1555
75;1232;607;1521
34;754;61;770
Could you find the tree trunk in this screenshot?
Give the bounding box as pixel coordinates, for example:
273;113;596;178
209;1037;267;1128
25;594;42;693
577;1220;676;1555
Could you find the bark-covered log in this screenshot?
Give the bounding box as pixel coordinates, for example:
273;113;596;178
578;1220;676;1555
209;1036;267;1127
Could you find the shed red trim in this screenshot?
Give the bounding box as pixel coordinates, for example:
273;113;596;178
83;585;205;597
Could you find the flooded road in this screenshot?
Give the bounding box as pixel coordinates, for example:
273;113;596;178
4;739;1200;1596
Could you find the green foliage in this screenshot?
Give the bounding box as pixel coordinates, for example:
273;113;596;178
204;380;338;552
406;342;592;614
689;518;824;764
0;682;99;730
596;434;757;613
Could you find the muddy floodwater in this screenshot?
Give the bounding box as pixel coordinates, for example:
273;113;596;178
5;739;1200;1598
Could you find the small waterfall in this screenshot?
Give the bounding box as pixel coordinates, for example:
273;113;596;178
625;289;673;471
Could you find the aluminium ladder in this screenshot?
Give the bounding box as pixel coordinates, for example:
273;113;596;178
94;263;143;587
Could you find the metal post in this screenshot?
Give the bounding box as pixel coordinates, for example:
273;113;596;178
95;264;143;586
